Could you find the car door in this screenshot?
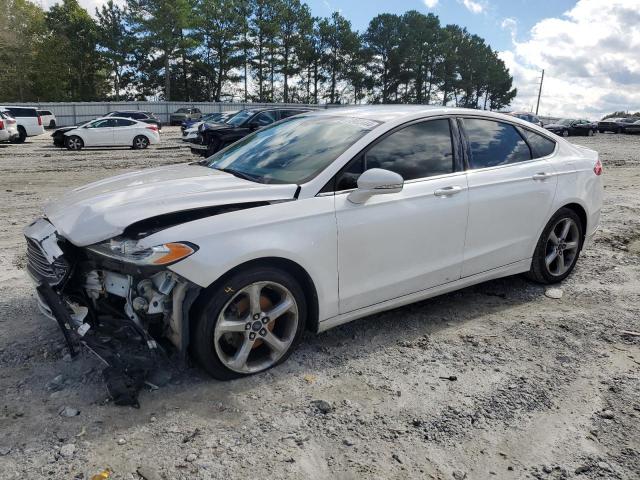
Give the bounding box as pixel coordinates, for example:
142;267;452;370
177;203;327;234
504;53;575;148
82;119;115;146
333;118;469;314
460;117;559;277
113;118;138;145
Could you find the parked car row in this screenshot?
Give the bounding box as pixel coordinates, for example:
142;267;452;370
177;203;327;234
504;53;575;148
597;117;640;134
544;119;597;137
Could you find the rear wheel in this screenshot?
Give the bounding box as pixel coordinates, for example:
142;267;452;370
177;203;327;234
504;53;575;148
616;127;622;134
205;138;221;157
11;126;26;144
132;135;149;149
193;267;307;380
65;135;83;150
599;130;604;134
527;208;583;284
587;129;594;136
562;129;569;137
49;120;56;129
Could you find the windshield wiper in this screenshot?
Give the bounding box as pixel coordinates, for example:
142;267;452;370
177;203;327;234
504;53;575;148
217;167;263;183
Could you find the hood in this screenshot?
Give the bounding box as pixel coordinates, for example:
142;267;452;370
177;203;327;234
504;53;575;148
44;163;298;246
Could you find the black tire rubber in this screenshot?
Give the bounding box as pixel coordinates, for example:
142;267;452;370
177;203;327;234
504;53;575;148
616;127;622;134
599;130;604;134
11;126;26;144
65;135;83;150
49;120;56;129
526;207;584;284
562;130;569;137
132;135;149;149
192;266;307;380
205;138;221;157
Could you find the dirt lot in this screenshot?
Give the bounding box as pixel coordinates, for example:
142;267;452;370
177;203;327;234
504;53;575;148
0;128;638;480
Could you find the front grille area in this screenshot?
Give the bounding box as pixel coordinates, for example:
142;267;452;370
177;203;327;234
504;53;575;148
26;237;70;286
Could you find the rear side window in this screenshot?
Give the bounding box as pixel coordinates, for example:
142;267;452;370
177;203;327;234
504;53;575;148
130;112;146;119
8;107;37;117
115;119;136;127
253;111;278;126
463;118;531;169
365;119;454;181
521;129;556;158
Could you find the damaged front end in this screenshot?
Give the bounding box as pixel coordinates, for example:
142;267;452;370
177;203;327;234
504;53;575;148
24;217;201;406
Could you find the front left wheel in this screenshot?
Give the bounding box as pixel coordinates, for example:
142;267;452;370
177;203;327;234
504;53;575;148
193;267;307;380
65;135;83;150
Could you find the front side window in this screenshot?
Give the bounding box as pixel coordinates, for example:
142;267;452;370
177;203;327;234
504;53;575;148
226;110;253;126
206;115;377;184
463;118;531;169
252;111;278;126
87;119;113;128
365;119;454;181
8;108;37;117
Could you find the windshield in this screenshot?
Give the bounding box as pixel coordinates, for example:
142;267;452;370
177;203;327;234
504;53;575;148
206;115;378;184
558;119;575;126
226;110;254;126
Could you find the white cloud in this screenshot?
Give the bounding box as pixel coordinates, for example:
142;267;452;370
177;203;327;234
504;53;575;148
40;0;123;15
501;0;640;119
460;0;484;14
423;0;439;8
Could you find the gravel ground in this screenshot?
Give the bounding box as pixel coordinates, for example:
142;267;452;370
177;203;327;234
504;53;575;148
0;128;638;480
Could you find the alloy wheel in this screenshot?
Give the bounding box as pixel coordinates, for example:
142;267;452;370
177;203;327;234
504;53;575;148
544;217;580;276
213;281;299;374
67;137;81;150
134;136;149;149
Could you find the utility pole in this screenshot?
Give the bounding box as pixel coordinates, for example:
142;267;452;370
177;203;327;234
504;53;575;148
535;69;545;115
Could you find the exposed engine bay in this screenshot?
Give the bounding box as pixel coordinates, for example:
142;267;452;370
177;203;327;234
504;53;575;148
25;217;201;407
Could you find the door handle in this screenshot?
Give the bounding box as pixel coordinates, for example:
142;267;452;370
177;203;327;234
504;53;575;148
434;185;464;197
532;172;554;181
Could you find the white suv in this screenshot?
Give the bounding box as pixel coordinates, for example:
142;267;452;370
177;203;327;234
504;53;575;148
37;109;57;129
0;106;45;143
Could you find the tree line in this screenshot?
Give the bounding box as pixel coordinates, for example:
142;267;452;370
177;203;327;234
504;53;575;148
0;0;516;110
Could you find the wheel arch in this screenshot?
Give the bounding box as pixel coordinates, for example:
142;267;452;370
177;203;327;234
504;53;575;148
188;256;320;336
556;202;588;244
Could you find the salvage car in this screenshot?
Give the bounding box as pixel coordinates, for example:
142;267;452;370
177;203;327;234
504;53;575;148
51;119;94;147
623;120;640;134
186;107;311;157
24;106;603;386
64;117;160;150
0;105;45;143
37;109;57;129
597;117;640;133
181;111;237;133
105;110;162;130
0;111;20;142
169;107;202;126
545;118;596;137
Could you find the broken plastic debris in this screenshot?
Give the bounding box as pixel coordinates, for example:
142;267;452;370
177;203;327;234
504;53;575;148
91;469;111;480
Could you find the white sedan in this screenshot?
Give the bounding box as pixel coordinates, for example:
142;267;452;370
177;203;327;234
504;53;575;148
64;117;160;150
25;106;603;381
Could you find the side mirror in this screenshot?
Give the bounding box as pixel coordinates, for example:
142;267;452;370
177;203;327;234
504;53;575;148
347;168;404;204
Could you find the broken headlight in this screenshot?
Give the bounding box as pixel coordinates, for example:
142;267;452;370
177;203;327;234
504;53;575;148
87;239;198;266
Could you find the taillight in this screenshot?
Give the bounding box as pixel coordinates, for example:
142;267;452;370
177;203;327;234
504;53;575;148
37;115;42;126
594;158;603;176
0;120;4;129
146;125;158;132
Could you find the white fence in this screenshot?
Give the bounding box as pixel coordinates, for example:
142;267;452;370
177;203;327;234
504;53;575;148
8;101;336;127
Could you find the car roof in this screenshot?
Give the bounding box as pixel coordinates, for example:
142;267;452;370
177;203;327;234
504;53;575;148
0;105;37;110
305;105;513;123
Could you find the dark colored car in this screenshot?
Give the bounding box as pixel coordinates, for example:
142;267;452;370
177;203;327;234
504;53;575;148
51;119;94;147
545;119;596;137
170;107;202;126
181;111;238;132
597;117;640;134
624;120;640;134
186;107;312;157
508;111;543;127
104;110;162;130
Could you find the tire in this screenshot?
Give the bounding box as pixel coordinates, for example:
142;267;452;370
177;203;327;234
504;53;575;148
587;129;594;137
65;135;83;150
11;126;26;144
192;266;307;380
526;207;584;284
132;135;149;149
562;129;569;137
205;139;221;157
599;130;604;134
49;120;56;129
616;127;622;134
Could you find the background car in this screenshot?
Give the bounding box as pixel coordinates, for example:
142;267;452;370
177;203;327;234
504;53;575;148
0;111;19;142
624;120;640;134
187;107;311;157
597;117;640;133
104;110;162;130
169;107;202;126
181;111;237;133
64;117;160;150
508;111;543;126
545;118;596;137
37;109;57;129
0;105;45;143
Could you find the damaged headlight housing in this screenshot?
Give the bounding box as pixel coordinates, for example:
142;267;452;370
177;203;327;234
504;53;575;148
88;239;198;266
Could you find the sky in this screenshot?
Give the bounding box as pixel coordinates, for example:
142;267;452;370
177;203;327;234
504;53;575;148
39;0;640;119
